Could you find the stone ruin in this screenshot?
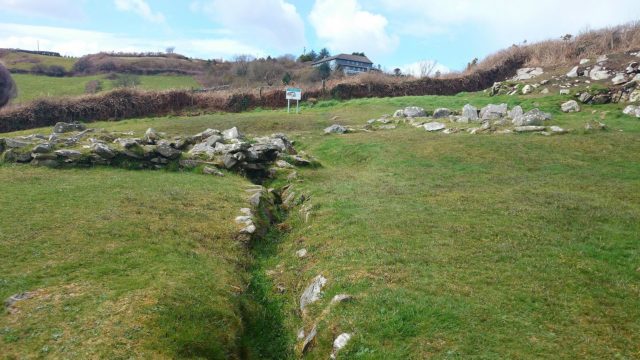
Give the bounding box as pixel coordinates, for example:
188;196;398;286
0;122;316;183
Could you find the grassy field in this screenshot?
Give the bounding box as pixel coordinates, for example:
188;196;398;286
1;92;639;358
0;52;77;72
11;73;201;103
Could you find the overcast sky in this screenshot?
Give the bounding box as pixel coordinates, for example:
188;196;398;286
0;0;639;73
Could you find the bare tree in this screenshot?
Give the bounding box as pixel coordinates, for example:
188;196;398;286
166;46;176;54
419;60;439;78
0;63;17;108
233;54;255;77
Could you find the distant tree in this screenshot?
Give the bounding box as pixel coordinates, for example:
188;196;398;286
113;74;140;88
0;63;17;108
298;54;314;62
317;62;331;80
419;60;438;78
561;34;573;41
308;50;318;61
72;56;94;74
282;72;292;85
166;46;175;54
393;68;402;76
233;54;254;77
352;52;366;57
434;70;441;78
250;60;284;86
318;48;331;59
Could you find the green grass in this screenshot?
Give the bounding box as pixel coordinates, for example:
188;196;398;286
0;52;77;72
11;73;201;103
0;166;252;358
2;92;640;358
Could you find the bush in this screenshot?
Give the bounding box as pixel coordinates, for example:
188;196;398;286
30;64;67;77
85;80;103;94
0;63;17;108
113;74;140;88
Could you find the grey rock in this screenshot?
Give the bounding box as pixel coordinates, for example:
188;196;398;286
480;104;508;120
549;126;568;134
629;89;640;103
432;108;451;119
222;127;241;140
561;100;580;113
578;92;593;103
513;67;543;80
566;66;581;78
521;84;533;95
156;142;182;159
324;124;348;134
331;333;352;359
591;93;611;104
223;153;239;169
589;66;611;80
623;105;640;118
276;160;295;169
540;88;549;94
4;292;34;310
403;106;427;117
514;126;546;133
204;135;223;147
3;149;33;163
91;143;116;159
114;138;140;149
248;191;262;208
507;106;523;119
189;143;216;158
203;166;225;176
291;155;311;167
580;58;590;65
560;89;571;95
423;122;446;132
4;138;31;148
462;104;478;121
301;325;317;353
377;124;396;130
32;143;54;154
611;73;627;85
55;150;83;161
142;128;160;144
300;275;327;311
193;128;221;142
331;294;354;304
296;249;308;258
53;122;86;134
392;109;405;118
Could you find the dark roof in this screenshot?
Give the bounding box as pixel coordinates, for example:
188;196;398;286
312;53;373;65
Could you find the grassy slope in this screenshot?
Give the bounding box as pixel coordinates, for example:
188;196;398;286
0;52;77;72
0;167;251;359
11;74;201;103
2;92;639;358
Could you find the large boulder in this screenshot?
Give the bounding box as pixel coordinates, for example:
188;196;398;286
324;124;349;134
566;66;583;78
423;122;446;132
53;122;86;134
512;109;552;126
403;106;427;118
222;127;241;140
521;84;533;95
508;106;523;119
629;89;640;103
589;66;611;81
561;100;580;113
462;104;478;121
156;142;182;159
300;275;327;311
432;108;451;119
91;143;116;159
623;105;640;118
142;128;160;144
611;73;627;85
480;104;508;120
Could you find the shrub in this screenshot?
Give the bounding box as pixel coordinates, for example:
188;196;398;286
0;63;17;108
85;80;103;94
113;74;140;88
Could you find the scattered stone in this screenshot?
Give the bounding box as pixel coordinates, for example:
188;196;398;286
549;126;568;134
514;126;546;133
330;333;352;359
53;122;86;134
423;122;446;132
300;275;327;311
54;149;83;161
560;89;570;95
203;166;224;176
578;92;593;103
91;143;116;159
433;108;451;119
142;128;160;144
629;89;640;103
512;109;551;126
4;292;34;312
480;104;508;120
32;143;53;154
540;88;549;94
623;105;640;118
392;109;405;118
566;66;583;78
597;54;608;63
591;93;611;105
589;66;611;81
296;249;308;258
507;106;523;120
331;294;354;304
377;124;396;130
561;100;580;113
403;106;427;118
222;127;241;140
324;124;349;134
611;73;627;85
156;142;182;159
240;224;257;235
301;325;317;353
513;67;543;80
4;138;30;148
521;84;533;95
585;121;607;131
462;104;479;121
580;58;590;65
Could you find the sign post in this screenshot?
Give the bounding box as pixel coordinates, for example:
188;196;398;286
285;87;302;114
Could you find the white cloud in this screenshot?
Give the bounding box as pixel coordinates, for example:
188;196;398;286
309;0;398;59
0;23;265;59
114;0;165;23
190;0;305;52
378;0;640;47
0;0;84;19
399;60;450;78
